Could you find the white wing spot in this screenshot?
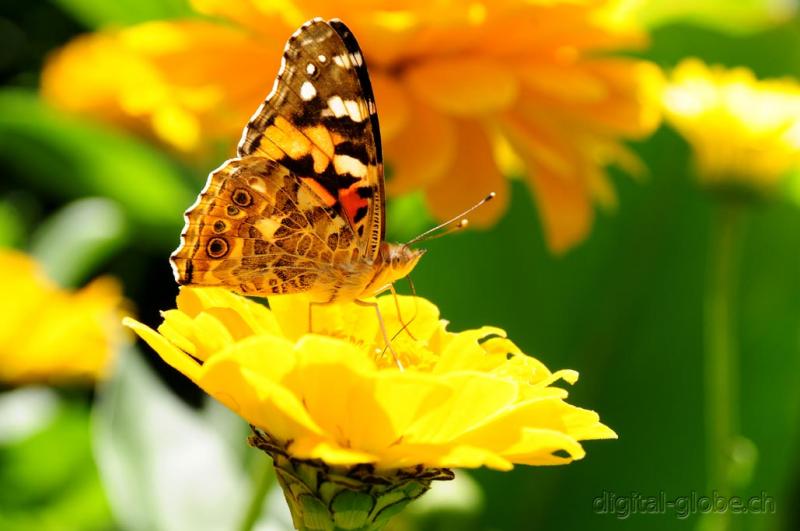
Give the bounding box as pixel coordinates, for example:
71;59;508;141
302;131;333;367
306;63;316;75
327;96;347;118
351;52;363;66
300;81;317;101
318;54;327;63
334;154;367;178
344;100;365;122
334;54;351;68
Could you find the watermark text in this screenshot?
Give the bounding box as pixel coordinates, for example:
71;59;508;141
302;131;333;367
592;491;775;519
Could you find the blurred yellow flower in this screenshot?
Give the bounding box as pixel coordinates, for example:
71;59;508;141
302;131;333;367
42;0;662;252
0;250;125;384
124;287;615;471
663;58;800;194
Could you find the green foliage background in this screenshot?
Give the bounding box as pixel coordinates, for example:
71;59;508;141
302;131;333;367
1;1;799;530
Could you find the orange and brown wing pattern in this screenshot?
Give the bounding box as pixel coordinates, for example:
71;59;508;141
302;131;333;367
170;156;361;298
238;18;385;260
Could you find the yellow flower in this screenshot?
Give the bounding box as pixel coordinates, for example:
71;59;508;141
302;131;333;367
0;250;125;384
663;58;800;194
124;286;615;470
42;0;662;252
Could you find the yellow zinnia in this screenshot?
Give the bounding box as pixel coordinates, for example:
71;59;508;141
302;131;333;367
42;0;663;252
124;287;615;528
0;249;125;384
663;58;800;195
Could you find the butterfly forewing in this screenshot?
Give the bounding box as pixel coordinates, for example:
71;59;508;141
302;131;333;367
237;18;384;259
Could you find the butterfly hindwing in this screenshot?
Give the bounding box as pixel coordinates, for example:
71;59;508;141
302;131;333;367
237;18;385;261
171;156;360;298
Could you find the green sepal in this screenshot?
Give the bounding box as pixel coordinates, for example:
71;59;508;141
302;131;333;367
249;429;454;531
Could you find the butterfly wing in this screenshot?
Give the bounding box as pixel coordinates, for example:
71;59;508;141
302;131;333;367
170;156;360;298
172;18;386;300
238;18;385;260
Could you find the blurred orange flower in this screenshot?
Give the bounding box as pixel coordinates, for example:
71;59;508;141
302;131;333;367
42;0;662;252
0;250;126;384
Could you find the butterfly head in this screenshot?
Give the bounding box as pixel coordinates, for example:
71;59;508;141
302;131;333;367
379;242;426;284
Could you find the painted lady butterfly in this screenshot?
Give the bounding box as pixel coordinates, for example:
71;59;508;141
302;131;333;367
170;18;425;303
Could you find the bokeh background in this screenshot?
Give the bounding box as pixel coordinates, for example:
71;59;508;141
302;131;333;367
1;1;800;530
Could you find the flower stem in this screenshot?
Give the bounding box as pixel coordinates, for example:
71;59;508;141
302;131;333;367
239;454;274;531
703;202;743;531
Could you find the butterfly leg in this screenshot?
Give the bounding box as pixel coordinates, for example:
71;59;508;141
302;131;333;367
353;299;405;371
389;284;417;341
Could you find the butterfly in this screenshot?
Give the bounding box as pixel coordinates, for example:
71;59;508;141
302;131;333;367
170;18;426;304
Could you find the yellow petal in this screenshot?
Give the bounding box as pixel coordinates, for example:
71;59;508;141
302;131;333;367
190;312;236;355
371;371;452;442
406;373;518;442
123;317;202;382
198;341;323;441
290;439;380;465
436;445;514;470
434;326;507;374
282;336;387;449
378;443;513;471
501;428;586;465
264;294;312;342
221;335;297;382
158;309;202;358
269;295;380;346
452;397;570;456
133;288;614;471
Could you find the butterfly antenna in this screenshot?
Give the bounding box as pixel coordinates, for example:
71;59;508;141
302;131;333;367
405;192;495;247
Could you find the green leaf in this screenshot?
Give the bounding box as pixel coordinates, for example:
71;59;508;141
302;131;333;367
0;90;195;246
93;348;249;531
52;0;194;28
30;198;128;287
